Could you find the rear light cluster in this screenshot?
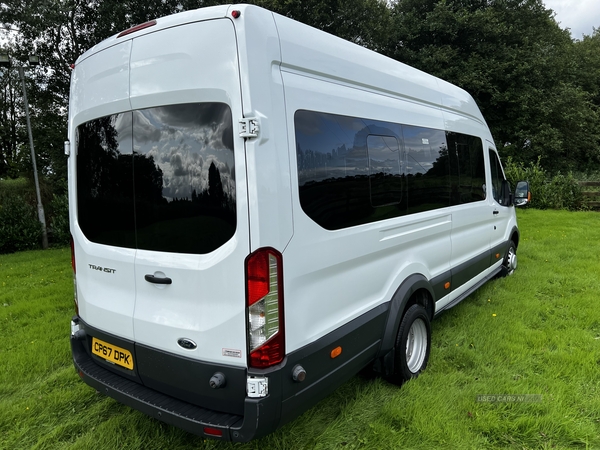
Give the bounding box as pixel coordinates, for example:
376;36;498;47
245;248;284;368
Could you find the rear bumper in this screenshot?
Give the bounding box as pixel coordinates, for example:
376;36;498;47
71;303;387;441
71;328;278;441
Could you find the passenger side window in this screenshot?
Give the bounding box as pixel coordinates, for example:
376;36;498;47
447;133;486;204
489;149;505;204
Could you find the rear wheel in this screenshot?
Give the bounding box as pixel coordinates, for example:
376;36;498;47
390;304;431;385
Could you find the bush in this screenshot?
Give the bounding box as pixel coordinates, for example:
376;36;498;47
504;157;584;210
0;195;42;253
49;193;70;246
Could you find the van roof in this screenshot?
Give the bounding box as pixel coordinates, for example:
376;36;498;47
75;4;487;126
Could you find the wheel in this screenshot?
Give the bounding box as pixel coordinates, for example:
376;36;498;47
390;304;431;385
502;240;517;276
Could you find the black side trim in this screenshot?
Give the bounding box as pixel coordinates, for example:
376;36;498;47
434;266;502;316
453;249;492;289
431;270;451;301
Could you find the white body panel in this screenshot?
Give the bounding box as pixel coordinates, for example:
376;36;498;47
69;4;518;371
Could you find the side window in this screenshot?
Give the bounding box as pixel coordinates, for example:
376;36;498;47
403;126;449;213
294;109;489;230
447;132;486;204
295;110;370;230
489;149;505;204
367;135;403;207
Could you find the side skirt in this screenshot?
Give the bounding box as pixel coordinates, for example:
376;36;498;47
434;265;502;317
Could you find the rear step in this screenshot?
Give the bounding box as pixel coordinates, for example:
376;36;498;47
71;336;242;439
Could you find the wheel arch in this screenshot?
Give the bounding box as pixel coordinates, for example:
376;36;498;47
375;274;435;377
510;225;520;249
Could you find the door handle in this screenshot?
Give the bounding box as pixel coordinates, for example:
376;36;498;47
144;274;172;285
493;210;499;215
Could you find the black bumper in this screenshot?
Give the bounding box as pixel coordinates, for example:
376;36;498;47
71;303;388;441
71;328;280;442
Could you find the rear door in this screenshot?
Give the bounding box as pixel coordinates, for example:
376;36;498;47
128;19;250;366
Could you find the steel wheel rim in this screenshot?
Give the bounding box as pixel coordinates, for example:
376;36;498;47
506;246;517;275
405;318;428;373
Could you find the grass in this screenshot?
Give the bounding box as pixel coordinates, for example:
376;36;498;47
1;209;600;449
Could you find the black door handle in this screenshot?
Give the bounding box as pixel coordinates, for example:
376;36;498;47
493;210;499;215
145;274;172;285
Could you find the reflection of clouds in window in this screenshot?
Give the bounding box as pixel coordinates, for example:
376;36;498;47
133;104;235;202
367;135;401;175
403;126;446;175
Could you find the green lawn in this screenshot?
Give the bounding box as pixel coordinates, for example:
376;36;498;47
1;209;599;449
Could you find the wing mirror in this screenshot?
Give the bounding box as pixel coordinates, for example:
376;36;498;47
514;181;531;207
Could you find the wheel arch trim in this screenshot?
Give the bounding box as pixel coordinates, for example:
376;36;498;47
376;274;434;372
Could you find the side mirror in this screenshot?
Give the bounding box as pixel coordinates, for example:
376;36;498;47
514;181;531;207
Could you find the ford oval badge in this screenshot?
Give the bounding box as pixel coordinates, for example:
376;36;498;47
177;338;197;350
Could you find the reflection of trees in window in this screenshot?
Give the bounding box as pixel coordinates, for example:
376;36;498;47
295;110;488;230
77;115;137;248
77;103;236;254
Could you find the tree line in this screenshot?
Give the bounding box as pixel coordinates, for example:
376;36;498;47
0;0;598;207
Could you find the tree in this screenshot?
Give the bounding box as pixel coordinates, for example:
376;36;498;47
255;0;392;51
387;0;600;172
0;57;27;179
573;29;600;107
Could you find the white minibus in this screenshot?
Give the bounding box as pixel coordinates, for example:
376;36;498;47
67;4;528;441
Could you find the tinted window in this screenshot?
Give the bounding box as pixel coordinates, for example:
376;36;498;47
76;113;136;248
403;125;449;213
295;110;488;230
77;103;236;254
489;149;505;204
447;132;486;204
367;135;403;207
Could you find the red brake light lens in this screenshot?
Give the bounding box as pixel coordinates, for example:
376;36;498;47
117;20;157;38
245;248;284;368
246;251;270;306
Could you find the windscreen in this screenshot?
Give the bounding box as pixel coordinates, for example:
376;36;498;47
76;102;236;254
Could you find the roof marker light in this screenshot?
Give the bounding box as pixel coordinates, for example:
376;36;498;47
231;10;241;19
117;20;157;38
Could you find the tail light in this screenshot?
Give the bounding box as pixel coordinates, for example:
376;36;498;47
70;236;79;315
245;248;284;368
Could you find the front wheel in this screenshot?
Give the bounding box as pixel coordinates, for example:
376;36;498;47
502;240;517;276
390;304;431;385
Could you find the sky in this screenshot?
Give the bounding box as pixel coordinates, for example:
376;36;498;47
543;0;599;39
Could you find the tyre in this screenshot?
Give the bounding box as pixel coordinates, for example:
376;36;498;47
502;240;517;276
390;304;431;385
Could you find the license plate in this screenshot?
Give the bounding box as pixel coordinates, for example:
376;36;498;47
91;337;134;370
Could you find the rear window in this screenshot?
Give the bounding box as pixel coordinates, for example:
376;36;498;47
76;103;236;254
